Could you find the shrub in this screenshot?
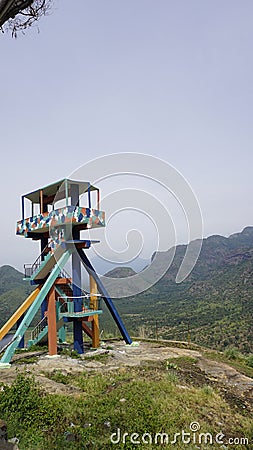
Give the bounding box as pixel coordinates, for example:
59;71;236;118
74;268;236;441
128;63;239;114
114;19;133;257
246;354;253;368
224;346;241;360
0;371;70;443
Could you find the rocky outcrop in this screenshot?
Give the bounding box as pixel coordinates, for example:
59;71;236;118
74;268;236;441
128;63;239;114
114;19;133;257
0;420;19;450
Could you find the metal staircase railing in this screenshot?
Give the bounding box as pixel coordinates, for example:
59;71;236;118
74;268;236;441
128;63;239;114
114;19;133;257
58;267;71;280
24;245;50;278
30;315;48;342
56;268;91;299
58;294;102;316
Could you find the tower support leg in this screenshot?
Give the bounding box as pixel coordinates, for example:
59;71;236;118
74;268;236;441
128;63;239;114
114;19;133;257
71;183;84;354
47;287;57;356
40;235;48;319
58;324;66;343
77;248;132;345
90;275;100;348
72;252;84;354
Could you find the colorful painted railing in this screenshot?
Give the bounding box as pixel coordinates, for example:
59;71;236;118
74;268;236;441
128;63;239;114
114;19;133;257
16;206;105;237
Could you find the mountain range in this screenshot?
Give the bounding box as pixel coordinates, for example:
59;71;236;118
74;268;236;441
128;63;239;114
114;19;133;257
0;226;253;353
102;226;253;353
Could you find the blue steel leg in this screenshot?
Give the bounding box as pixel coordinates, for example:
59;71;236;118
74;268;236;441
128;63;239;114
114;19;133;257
71;182;84;354
40;237;48;319
76;248;132;345
72;252;83;354
41;298;47;319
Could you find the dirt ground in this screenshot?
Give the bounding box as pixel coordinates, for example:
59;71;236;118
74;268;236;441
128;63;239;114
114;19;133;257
0;340;253;407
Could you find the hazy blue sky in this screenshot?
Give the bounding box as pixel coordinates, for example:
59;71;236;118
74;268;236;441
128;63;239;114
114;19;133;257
1;0;253;271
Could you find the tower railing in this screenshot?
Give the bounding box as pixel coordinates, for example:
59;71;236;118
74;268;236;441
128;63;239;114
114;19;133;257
24;245;50;278
30;315;48;342
58;294;102;315
58;267;71;280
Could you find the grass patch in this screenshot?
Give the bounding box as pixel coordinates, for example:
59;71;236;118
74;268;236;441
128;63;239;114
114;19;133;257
0;363;252;449
15;356;38;365
246;354;253;368
58;348;81;359
25;344;48;352
83;351;111;363
44;370;71;385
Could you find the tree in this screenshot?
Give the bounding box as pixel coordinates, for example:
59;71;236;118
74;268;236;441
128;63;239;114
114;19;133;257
0;0;51;36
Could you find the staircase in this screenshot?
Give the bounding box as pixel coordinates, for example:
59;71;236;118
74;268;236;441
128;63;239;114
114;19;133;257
24;245;50;279
28;316;48;347
25;267;102;347
57;282;73;298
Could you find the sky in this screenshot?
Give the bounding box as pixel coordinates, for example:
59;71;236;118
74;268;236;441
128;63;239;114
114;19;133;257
1;0;253;272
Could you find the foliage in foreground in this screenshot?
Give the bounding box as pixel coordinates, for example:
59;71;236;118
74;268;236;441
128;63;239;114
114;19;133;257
0;361;252;449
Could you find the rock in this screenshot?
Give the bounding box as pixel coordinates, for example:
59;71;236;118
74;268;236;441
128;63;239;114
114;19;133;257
0;420;7;441
0;441;19;450
85;361;104;368
8;438;19;445
64;432;76;442
0;420;19;449
9;443;19;450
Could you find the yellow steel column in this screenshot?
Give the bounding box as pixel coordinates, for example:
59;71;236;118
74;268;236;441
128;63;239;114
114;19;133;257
89;275;100;348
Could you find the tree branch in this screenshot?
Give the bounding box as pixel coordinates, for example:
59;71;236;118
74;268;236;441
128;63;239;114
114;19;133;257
0;0;51;36
0;0;33;27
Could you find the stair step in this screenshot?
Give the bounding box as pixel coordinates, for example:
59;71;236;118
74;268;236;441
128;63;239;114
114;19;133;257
28;326;48;348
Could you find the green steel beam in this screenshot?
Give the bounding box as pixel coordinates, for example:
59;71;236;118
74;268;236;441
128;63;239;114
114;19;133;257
0;251;72;365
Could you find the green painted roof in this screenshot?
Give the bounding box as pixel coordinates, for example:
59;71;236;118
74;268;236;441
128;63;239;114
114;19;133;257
23;179;98;204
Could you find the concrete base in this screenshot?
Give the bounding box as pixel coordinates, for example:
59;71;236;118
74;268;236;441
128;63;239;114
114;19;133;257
127;341;140;347
0;363;11;369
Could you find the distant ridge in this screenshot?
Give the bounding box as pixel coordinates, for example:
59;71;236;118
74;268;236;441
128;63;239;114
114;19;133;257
101;226;253;353
104;267;136;278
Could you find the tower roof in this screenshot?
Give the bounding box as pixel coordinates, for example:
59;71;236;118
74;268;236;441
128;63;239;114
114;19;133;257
23;178;98;204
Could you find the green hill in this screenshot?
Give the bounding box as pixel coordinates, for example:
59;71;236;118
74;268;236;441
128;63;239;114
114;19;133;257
102;227;253;353
0;265;25;293
0;265;32;328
